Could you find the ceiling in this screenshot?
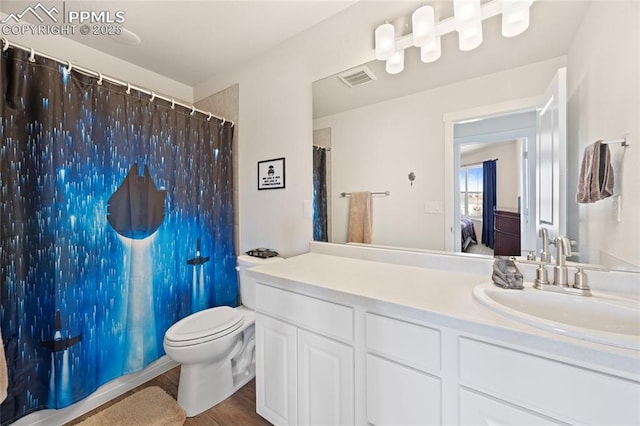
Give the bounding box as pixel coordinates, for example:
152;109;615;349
0;0;357;87
313;0;591;118
0;0;591;112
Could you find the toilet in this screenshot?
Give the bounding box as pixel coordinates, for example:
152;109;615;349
163;254;283;417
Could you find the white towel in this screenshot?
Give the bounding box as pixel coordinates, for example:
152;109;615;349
576;140;614;203
347;192;372;244
0;329;7;402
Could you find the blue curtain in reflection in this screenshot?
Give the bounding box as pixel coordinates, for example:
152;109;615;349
482;160;497;249
312;147;328;242
0;47;237;424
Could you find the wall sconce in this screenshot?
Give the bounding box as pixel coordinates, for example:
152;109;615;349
374;0;535;74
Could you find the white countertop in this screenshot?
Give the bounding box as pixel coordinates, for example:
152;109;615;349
249;251;640;378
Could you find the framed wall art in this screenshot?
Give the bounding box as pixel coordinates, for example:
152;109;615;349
258;157;285;190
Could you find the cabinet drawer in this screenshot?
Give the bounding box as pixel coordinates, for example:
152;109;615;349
459;388;562;425
367;354;441;425
366;313;440;373
459;338;640;425
256;283;353;342
494;211;520;235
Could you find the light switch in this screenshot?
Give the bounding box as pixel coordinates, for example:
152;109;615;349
424;201;442;214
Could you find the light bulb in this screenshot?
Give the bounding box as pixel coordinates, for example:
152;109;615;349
420;38;441;63
412;5;436;48
385;50;404;74
454;0;483;51
502;0;533;37
375;23;395;61
458;23;483;51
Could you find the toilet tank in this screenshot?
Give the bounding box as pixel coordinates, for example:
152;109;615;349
236;255;283;309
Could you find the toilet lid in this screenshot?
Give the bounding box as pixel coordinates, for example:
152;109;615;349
164;306;244;346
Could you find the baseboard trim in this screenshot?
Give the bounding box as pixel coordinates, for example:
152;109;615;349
12;356;179;425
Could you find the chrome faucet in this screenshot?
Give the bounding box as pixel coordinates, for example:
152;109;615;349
516;233;593;297
538;227;552;263
553;236;572;286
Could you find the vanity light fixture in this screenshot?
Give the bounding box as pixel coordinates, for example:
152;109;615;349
374;0;535;74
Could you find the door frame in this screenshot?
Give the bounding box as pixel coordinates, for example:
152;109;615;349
443;96;541;253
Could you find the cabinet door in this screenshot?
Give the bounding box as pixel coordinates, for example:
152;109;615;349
256;313;297;426
297;329;354;426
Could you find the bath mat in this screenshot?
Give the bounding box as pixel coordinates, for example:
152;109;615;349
77;386;186;425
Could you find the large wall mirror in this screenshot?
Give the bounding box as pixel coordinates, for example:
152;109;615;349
312;0;639;272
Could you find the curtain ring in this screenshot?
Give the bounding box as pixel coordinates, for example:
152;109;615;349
65;61;73;74
28;47;36;62
190;106;196;116
170;99;175;109
126;83;131;95
96;72;103;85
207;112;212;121
221;118;226;125
150;91;156;102
1;38;9;52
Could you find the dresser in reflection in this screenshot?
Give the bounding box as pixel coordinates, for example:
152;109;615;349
493;209;521;256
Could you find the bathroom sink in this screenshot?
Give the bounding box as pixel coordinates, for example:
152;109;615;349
473;283;640;350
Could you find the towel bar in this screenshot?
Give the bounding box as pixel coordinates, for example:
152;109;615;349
340;191;390;197
601;137;629;147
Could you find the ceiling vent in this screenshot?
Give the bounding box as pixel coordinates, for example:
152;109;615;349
337;66;377;88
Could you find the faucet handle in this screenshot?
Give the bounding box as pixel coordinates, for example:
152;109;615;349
526;250;537;261
573;267;590;291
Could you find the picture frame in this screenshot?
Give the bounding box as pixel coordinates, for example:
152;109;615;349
257;157;286;190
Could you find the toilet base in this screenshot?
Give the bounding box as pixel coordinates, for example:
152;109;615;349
177;357;255;417
175;320;256;417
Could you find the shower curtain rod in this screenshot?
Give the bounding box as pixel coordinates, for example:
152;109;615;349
0;38;234;127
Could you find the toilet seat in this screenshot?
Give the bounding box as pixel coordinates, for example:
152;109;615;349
164;306;244;347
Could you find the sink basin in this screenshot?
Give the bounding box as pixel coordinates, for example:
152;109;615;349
473;283;640;350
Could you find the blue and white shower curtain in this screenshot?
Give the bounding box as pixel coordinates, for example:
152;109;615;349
0;47;237;424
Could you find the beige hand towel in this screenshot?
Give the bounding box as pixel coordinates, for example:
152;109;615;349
0;329;7;403
576;140;614;203
347;191;372;243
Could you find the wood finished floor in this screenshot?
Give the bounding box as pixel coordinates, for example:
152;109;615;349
66;366;272;426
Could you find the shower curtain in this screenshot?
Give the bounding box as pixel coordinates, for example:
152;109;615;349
0;48;237;424
312;147;328;242
482;159;497;249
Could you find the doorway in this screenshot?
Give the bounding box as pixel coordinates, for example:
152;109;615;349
444;106;539;255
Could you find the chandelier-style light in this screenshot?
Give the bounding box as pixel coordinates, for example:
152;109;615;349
374;0;535;74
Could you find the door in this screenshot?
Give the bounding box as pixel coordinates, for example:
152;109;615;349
536;67;567;241
297;329;354;426
256;313;298;426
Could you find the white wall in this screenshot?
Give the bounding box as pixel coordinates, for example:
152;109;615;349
567;1;640;268
314;58;563;250
193;2;411;257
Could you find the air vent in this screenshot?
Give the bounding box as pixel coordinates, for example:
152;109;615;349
337;66;377;88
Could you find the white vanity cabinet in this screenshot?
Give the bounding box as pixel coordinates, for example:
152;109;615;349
255;283;354;426
251;251;640;426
